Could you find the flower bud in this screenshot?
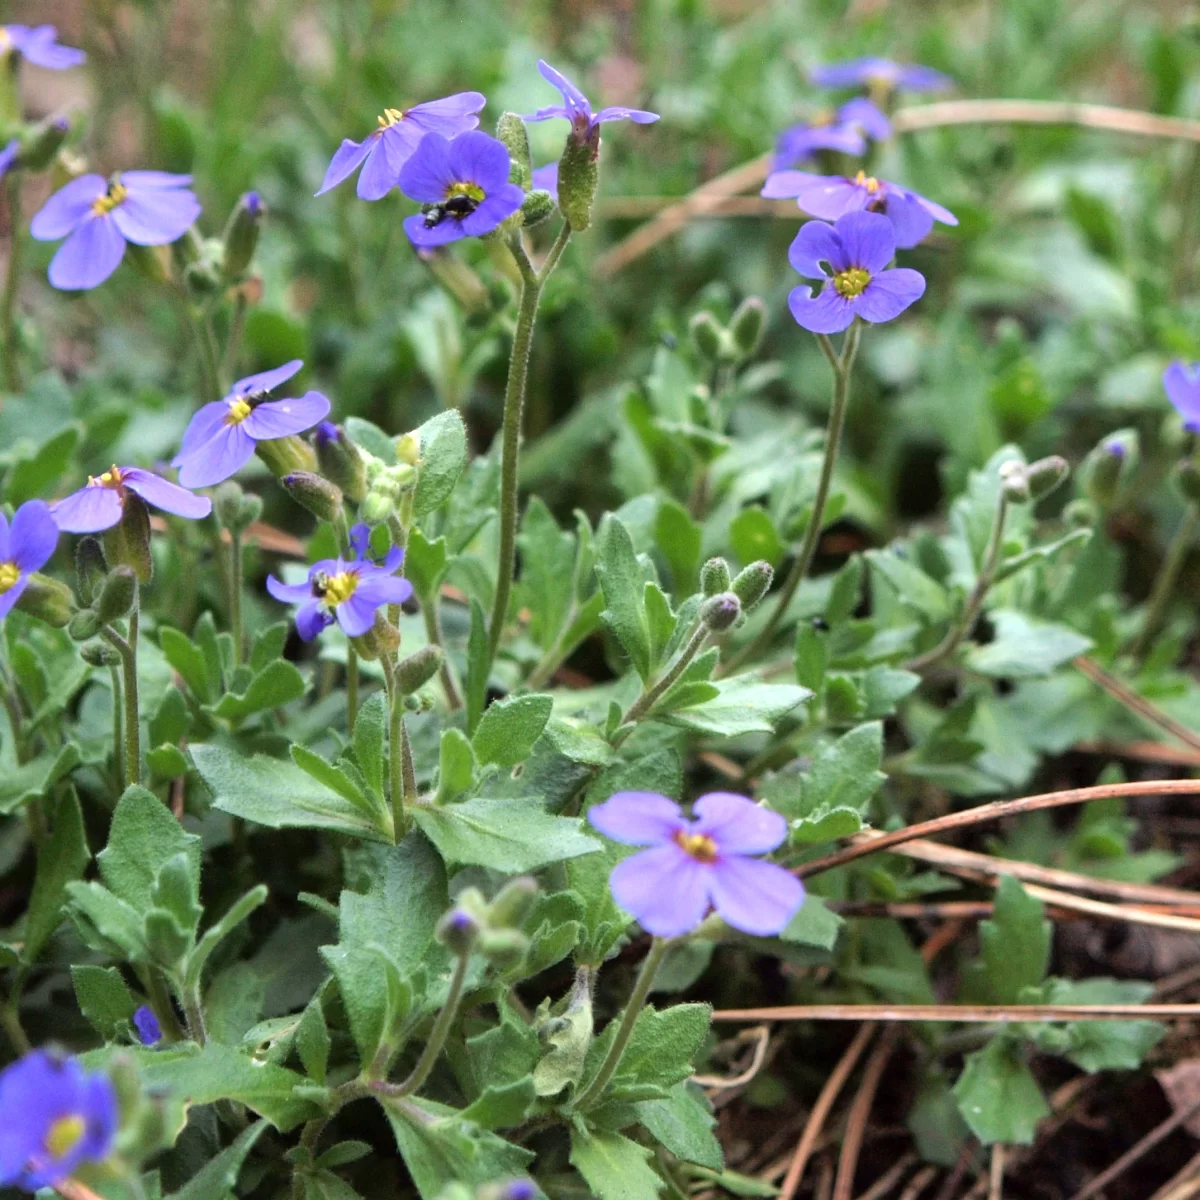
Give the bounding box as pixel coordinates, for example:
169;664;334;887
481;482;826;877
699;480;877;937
282;472;344;522
1176;459;1200;503
478;927;528;969
488;877;539;929
79;640;121;668
1063;498;1096;529
395;432;421;468
124;242;170;285
183;246;224;298
97;566;138;625
18;114;69;172
1023;455;1069;501
171;227;204;270
314;423;366;503
1081;430;1137;507
350;613;401;662
731;560;774;610
256;435;317;479
436;907;481;954
15;573;73;628
998;461;1031;504
520;188;555;227
700;591;741;631
214;480;262;534
730;296;767;358
700;557;732;596
557;129;600;232
688;311;725;362
104;493;154;584
495;112;532;188
68;608;102;641
395;644;443;694
75;536;107;605
222;190;263;282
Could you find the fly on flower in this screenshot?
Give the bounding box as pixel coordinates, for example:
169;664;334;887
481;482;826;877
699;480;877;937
266;524;413;640
0;25;85;70
763;168;956;249
51;466;211;533
787;210;926;334
809;57;952;94
400;131;526;248
0;1051;116;1192
174;360;331;488
774;98;891;169
317;92;486;201
524;59;659;142
30;171;201;290
0;501;58;620
587;791;804;938
1163;362;1200;432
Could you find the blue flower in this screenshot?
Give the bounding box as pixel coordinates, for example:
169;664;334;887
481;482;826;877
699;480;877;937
0;1051;117;1191
810;57;952;94
0;26;85;70
133;1006;162;1047
524;60;658;140
0;501;58;620
1164;361;1200;432
774;98;891;169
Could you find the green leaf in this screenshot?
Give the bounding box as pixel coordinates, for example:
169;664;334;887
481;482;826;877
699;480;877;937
72;964;137;1040
412;409;468;516
654;499;702;592
352;692;387;799
0;744;81;815
291;745;386;827
437;728;476;803
861;667;920;718
777;896;843;950
664;678;811;736
465;599;489;735
687;1167;778;1196
980;878;1050;1003
953;1036;1049;1145
533;977;593;1097
344;416;396;465
635;1083;723;1170
160;627;212;703
5;423;80;504
794;624;827;693
570;1128;663;1200
458;1076;536;1129
865;550;951;622
472;694;553;767
322;943;404;1065
191;744;393;842
772;722;885;827
24;790;89;963
993;528;1092;585
66;881;148;960
211;659;306;721
965;611;1092;678
185;885;269;991
608;1002;710;1095
405;528;448;602
730;505;784;568
413;798;602;873
907;1068;970;1168
250;622;290;673
644;582;676;670
166;1120;268;1200
296;998;331;1084
597;515;653;679
543;717;614;766
517;497;577;649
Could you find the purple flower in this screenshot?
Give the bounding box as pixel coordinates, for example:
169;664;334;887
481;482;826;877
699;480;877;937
317;92;486;201
173;360;331;488
810;57;952;94
400;132;526;248
0;141;19;179
266;523;412;640
0;1051;117;1191
0;501;58;620
133;1006;162;1047
774;99;892;169
52;465;211;533
787;210;926;334
532;162;559;204
0;25;86;70
30;171;201;290
587;791;804;938
1163;362;1200;432
523;60;659;139
762;168;956;249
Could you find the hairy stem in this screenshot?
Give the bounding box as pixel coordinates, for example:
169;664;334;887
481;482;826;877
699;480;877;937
421;595;463;710
229;528;244;666
109;663;124;787
380;655;409;839
102;607;141;787
346;645;359;729
390;949;471;1098
617;622;709;737
1130;502;1199;661
1;175;23;394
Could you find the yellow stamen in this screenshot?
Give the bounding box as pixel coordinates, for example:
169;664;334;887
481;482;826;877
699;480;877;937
226;397;253;425
0;563;19;594
0;30;11;52
322;571;359;606
834;267;871;299
44;1114;87;1160
377;107;405;129
91;180;128;216
88;465;123;489
853;170;881;194
446;181;485;203
674;830;719;864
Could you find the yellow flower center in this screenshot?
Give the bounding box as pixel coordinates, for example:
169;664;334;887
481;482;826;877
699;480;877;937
227;397;253;425
44;1114;87;1160
88;465;124;489
446;181;485;204
853;170;881;194
91;180;129;216
321;571;359;606
0;562;19;594
834;268;871;298
0;30;10;53
811;107;835;128
674;830;719;864
377;107;405;129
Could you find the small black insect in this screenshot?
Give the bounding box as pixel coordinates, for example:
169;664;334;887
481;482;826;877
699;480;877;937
423;204;446;228
310;571;330;599
810;616;830;632
423;194;480;229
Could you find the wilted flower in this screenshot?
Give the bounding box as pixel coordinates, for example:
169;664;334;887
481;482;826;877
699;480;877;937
810;57;952;93
0;1051;117;1191
133;1006;162;1047
174;360;330;488
587;791;804;937
0;501;58;620
1163;361;1200;432
523;59;658;139
266;524;412;640
52;466;210;533
762;168;956;249
774;98;891;168
400;131;526;248
787;210;926;334
0;25;85;70
317;92;486;201
30;171;201;290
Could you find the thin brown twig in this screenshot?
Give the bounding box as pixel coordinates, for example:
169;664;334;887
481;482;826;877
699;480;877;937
897;1165;939;1200
834;1027;903;1200
853;1154;918;1200
988;1145;1005;1200
713;1002;1200;1023
693;1024;772;1089
1150;1151;1200;1200
1073;655;1200;753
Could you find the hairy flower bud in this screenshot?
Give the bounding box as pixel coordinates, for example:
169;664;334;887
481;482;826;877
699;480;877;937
213;480;261;534
436;907;481;954
700;557;732;596
1024;455;1069;501
79;640;121;667
222;190;263;282
730;296;767;358
495;112;532;188
395;432;421;468
314;423;367;503
68;608;102;641
998;461;1031;504
96;566;138;625
1063;498;1096;529
104;492;154;584
557;129;600;232
731;560;774;610
520;188;555;227
488;877;539;929
255;434;317;479
1081;431;1137;507
124;242;171;285
478;927;529;969
75;536;107;606
394;644;444;694
282;472;344;522
700;591;742;631
16;573;73;628
688;311;726;362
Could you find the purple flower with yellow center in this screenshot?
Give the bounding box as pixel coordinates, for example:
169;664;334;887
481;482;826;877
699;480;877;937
30;171;201;290
1163;362;1200;432
317;92;486;201
0;1051;117;1191
0;501;57;620
400;131;526;248
267;523;412;640
810;57;952;94
762;168;956;249
133;1006;162;1047
173;360;330;488
774;98;892;168
787;210;925;335
523;59;659;140
587;791;804;938
51;465;210;534
0;25;86;70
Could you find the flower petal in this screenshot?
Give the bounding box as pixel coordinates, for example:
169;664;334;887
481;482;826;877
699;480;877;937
0;574;29;620
838;97;892;140
693;792;787;855
588;791;685;845
447;130;512;194
761;169;825;200
356;136;401;201
176;424;255;488
593;106;660;125
51;486;123;533
855;267;926;324
295;601;333;642
15;27;86;70
809;57;889;88
316;138;372;197
795;177;869;221
0;513;8;562
9;501;58;572
267;574;314;603
354;574;414;608
522;105;572;124
234;359;304;399
537;60;592;118
121;468;212;520
531;163;559;201
335;592;379;637
403;212;465;248
399;132;457;202
788;284;855;334
175;401;234;462
406;92;487;131
1165;361;1200;429
834;209;896;274
881;192;934;250
48;216;126;290
787;220;846;279
111;185;201;245
242;391;331;440
708;856;805;937
460;184;525;237
30;174;105;239
895;64;953;92
609;844;713;937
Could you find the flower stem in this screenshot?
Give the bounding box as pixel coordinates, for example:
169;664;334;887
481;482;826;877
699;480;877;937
422;595;463;710
222;291;248;389
109;663;125;787
617;622;709;737
1;175;24;394
229;527;244;666
180;979;207;1045
388;948;471;1098
380;654;410;840
177;294;221;399
574;937;670;1111
102;607;141;788
346;645;359;729
1130;502;1200;661
723;324;860;674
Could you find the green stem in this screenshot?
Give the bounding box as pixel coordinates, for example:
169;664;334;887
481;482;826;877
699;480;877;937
109;663;125;787
140;967;184;1043
181;980;207;1045
573;937;670;1111
390;949;471;1098
1;175;23;394
421;591;463;710
1130;502;1200;661
616;622;709;738
229;528;244;666
0;988;30;1054
380;655;410;839
723;325;860;673
178;295;221;399
907;493;1011;673
346;645;359;729
101;608;141;787
0;659;27;765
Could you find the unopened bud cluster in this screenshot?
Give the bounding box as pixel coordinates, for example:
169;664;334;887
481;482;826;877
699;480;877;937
435;877;540;968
